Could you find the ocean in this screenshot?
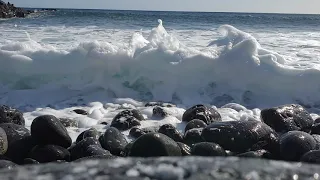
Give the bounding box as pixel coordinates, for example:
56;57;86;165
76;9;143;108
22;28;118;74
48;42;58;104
1;9;320;141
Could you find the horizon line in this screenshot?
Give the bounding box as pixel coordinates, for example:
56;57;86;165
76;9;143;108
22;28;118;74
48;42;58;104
21;6;320;16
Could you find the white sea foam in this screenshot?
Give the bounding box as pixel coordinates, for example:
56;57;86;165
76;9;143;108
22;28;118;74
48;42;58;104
1;20;320;109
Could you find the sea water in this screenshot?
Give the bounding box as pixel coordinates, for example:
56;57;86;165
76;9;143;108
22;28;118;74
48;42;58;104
0;9;320;141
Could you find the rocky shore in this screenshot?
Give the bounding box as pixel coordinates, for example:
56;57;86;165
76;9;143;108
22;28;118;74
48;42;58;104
1;102;320;178
0;1;33;18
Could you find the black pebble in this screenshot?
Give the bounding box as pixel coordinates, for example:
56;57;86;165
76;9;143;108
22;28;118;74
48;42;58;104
145;102;175;107
184;119;207;132
191;142;226;157
184;128;204;146
76;128;100;143
29;144;70;163
0;127;8;155
100;127;128;156
314;118;320;124
280;131;316;161
73;109;88;115
122;141;134;157
158;124;184;142
153;106;168;118
111;109;144;131
23;158;40;165
129;127;145;139
177;142;191;156
69;137;111;161
261;104;313;133
100;122;108;125
0;160;17;170
182;104;221;124
129;127;157;139
0;123;35;163
31;115;72;148
237;149;272;159
311;123;320;135
59;118;78;128
129;132;181;157
300;150;320;164
0;105;25;126
201;121;279;153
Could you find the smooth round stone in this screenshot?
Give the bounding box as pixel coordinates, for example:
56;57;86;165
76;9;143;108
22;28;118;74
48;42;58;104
69;137;111;161
177;142;191;156
31;115;72;148
237;149;272;159
0;160;17;170
59;118;78;128
158;124;184;142
191;142;226;157
314;118;320;124
311;123;320;135
29;145;70;163
76;128;100;143
182;104;221;124
184;119;207;132
0;127;8;155
129;133;181;157
300;150;320;164
129;127;156;139
261;104;313;133
0;123;35;163
184;128;204;146
0;105;25;126
73;109;88;115
23;158;40;165
152;106;168;118
280;131;316;161
201;121;279;153
145;102;175;107
111;109;144;131
100;127;128;156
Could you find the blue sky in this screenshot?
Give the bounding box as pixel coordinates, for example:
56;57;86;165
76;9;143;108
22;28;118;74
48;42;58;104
5;0;320;14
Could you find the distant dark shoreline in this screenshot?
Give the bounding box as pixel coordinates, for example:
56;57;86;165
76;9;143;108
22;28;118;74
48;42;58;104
21;7;320;16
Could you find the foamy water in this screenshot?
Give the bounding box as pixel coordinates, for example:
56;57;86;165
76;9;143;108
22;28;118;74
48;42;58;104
1;10;320;141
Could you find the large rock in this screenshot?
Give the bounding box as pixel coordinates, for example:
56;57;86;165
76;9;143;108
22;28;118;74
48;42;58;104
31;115;72;148
280;131;316;161
99;127;128;156
0;123;35;163
158;124;184;142
0;1;32;19
191;142;226;157
110;109;144;131
182;104;221;124
76;128;100;143
29;145;70;163
184;128;204;146
129;133;181;157
261;104;313;133
184;119;207;132
201;121;279;153
69;138;111;161
0;105;24;126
